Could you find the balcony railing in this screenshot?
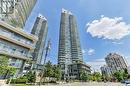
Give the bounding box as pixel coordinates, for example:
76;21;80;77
0;29;34;46
0;45;32;60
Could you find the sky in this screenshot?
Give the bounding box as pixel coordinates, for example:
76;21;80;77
24;0;130;72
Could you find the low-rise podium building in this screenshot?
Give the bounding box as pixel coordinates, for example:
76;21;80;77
0;21;38;78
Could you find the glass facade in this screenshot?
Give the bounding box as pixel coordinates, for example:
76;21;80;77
0;0;37;28
0;0;37;79
58;9;83;79
0;26;33;45
68;63;91;79
0;23;37;78
9;58;23;68
0;39;29;57
31;15;48;67
0;0;15;14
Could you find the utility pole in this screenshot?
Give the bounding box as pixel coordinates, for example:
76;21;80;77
39;40;51;86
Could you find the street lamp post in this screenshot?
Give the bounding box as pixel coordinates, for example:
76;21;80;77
39;40;51;86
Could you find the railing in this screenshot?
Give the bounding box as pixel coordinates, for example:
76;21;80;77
0;29;33;46
0;47;28;57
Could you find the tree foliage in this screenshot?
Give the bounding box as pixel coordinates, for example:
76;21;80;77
52;65;61;80
123;69;129;80
0;55;8;66
113;70;123;81
44;61;54;77
24;71;36;83
80;70;90;81
0;55;16;77
80;71;102;82
43;61;61;80
92;72;102;81
113;69;129;81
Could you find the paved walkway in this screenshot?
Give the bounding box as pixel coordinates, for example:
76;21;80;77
42;82;126;86
0;82;125;86
0;80;9;86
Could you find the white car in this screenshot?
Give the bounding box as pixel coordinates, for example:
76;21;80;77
127;84;130;86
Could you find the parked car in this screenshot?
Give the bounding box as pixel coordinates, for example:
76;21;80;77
125;80;130;84
121;80;125;83
126;84;130;86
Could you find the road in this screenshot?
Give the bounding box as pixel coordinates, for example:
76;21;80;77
42;82;126;86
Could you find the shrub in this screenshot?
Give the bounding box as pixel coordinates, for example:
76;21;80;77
11;84;34;86
49;80;56;83
24;71;36;83
8;76;28;84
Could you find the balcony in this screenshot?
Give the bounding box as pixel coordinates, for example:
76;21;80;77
0;46;32;61
0;30;35;50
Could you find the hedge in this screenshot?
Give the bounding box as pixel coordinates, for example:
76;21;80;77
7;76;28;84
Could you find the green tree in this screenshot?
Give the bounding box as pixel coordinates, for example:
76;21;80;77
52;65;61;80
80;71;90;81
123;69;129;80
7;66;16;75
113;69;129;81
92;72;102;81
44;61;54;77
113;70;124;81
25;71;36;83
0;56;8;75
101;72;112;81
0;66;7;75
0;55;16;78
0;55;8;66
42;61;61;81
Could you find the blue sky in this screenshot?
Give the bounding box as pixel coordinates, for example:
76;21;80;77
24;0;130;71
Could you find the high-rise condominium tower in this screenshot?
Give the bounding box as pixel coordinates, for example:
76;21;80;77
100;65;112;78
0;0;37;28
105;53;128;72
31;15;48;69
58;9;83;79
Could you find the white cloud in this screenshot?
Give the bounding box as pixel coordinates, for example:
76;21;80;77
82;49;87;54
82;48;95;55
86;59;106;72
88;48;95;55
87;16;130;40
112;41;123;45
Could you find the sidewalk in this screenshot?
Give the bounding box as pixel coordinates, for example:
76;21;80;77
0;80;9;86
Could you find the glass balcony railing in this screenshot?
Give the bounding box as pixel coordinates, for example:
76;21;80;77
9;61;23;68
0;45;32;59
0;29;34;47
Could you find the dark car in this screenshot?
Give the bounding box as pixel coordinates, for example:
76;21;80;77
121;80;125;83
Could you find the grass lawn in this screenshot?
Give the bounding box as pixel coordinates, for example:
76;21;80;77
11;84;35;86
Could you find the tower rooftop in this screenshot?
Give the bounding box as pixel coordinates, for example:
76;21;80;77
38;14;47;20
62;8;73;15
